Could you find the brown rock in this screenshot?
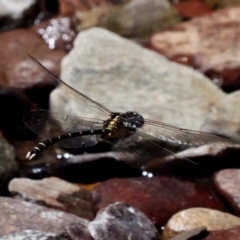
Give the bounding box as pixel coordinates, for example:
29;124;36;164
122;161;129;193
0;28;65;143
147;6;240;91
92;177;225;230
173;0;212;19
204;225;240;240
0;28;65;90
0;197;88;236
214;169;240;216
163;207;240;239
9;177;94;220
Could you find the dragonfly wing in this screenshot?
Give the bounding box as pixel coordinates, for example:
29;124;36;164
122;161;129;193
143;120;234;146
112;130;207;179
23;109;103;148
28;55;112;117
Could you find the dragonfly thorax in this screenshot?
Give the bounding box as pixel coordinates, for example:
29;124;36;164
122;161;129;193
104;112;144;132
121;111;145;130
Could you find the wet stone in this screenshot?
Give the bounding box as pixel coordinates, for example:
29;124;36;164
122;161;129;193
9;177;94;220
0;197;89;236
214;169;240;216
163;207;240;239
88;202;161;240
92;177;225;230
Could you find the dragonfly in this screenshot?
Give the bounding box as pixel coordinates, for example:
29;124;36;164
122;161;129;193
23;56;234;178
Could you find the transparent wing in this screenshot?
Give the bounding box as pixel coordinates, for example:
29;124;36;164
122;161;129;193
142;119;234;146
112;130;207;179
29;55;112;117
23;109;104;148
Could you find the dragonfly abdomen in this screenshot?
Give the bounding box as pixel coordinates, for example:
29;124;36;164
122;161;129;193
26;129;106;160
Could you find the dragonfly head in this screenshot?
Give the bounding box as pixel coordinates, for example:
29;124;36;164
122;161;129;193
122;111;145;129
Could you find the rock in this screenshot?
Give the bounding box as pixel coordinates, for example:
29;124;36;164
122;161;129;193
99;0;180;41
0;0;36;19
51;27;240;141
0;197;89;236
0;0;43;32
204;0;240;8
88;202;161;240
0;29;65;90
147;6;240;92
0;230;59;240
143;143;240;176
168;226;208;240
0;136;17;188
64;222;93;240
173;0;212;19
214;169;240;216
92;177;225;230
203;225;240;240
32;16;77;52
9;177;94;220
163;207;240;239
0;28;66;145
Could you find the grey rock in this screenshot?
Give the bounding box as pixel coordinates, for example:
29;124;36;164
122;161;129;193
51;27;240;141
0;230;57;240
0;197;89;237
65;222;93;240
214;169;240;215
0;136;17;183
88;202;160;240
9;177;94;220
99;0;179;40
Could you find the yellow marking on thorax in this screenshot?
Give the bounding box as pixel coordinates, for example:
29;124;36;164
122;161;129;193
105;116;120;131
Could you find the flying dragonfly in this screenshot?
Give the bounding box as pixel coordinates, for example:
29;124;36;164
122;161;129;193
23;56;234;178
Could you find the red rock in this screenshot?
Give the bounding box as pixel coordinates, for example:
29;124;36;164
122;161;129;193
0;28;65;90
147;6;240;91
0;28;65;144
173;0;212;19
92;177;226;230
